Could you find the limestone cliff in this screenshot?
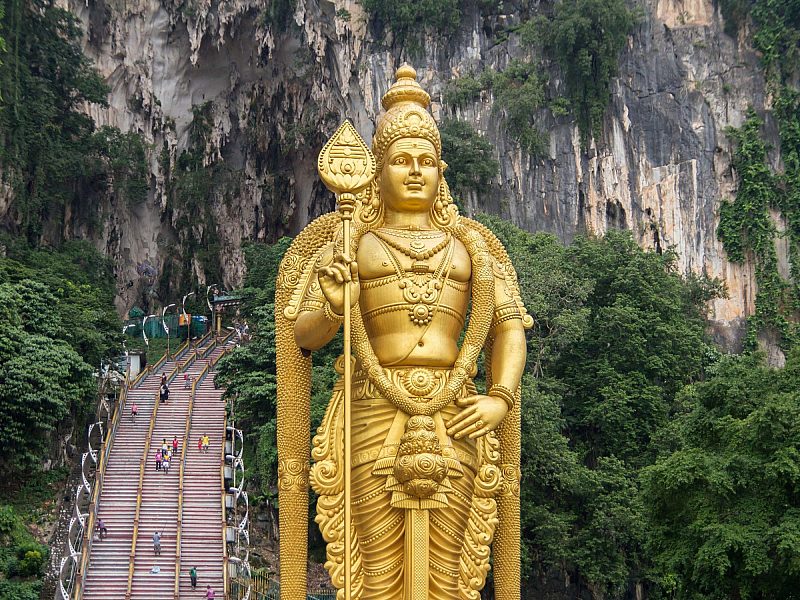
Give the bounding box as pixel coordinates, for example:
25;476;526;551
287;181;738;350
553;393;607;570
50;0;771;345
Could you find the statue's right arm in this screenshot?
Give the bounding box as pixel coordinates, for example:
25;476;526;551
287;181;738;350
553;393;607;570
293;249;359;352
295;308;340;351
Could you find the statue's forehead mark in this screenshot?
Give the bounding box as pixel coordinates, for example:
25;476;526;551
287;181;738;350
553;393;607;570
388;138;437;154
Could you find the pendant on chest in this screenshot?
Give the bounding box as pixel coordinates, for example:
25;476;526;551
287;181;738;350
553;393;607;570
399;272;442;326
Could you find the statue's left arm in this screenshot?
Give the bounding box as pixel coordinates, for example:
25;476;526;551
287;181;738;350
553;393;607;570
446;263;526;439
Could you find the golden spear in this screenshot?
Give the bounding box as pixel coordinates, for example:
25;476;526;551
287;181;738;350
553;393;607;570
317;121;376;598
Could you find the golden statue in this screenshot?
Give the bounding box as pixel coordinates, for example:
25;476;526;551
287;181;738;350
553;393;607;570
275;64;532;600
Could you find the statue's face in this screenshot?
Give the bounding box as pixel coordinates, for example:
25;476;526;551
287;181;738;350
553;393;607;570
378;137;440;214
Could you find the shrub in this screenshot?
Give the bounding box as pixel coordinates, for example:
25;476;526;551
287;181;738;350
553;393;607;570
439;119;500;198
15;543;45;577
490;59;548;156
362;0;461;49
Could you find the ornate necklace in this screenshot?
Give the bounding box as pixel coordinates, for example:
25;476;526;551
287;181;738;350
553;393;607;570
379;227;446;240
374;235;454;326
372;230;451;261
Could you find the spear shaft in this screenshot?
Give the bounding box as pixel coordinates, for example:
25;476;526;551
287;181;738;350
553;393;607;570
317;120;375;599
340;194;354;600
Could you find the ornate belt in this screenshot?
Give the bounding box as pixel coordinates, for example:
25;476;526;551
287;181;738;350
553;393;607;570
352;365;474;413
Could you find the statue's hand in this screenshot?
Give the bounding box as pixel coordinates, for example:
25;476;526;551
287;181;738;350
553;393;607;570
445;394;508;440
317;252;360;315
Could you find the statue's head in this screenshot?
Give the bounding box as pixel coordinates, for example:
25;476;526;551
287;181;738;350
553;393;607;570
366;65;456;228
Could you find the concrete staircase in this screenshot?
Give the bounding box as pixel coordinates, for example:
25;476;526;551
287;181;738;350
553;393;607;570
177;342;232;596
82;334;233;600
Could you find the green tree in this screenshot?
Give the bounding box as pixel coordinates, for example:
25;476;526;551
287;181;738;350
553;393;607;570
489;59;547;155
216;237;341;492
215;241;285;488
643;351;800;598
89;126;149;206
713;1;800;350
0;238;121;366
555;232;718;465
479;217;714;595
0;505;46;599
717;110;790;347
362;0;461;50
440;119;499;201
0;280;95;474
0;239;119;475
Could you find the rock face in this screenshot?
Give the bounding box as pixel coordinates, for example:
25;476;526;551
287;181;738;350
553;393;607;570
48;0;769;344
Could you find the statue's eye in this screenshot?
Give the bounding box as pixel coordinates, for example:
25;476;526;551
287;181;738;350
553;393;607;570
422;158;435;167
393;157;407;165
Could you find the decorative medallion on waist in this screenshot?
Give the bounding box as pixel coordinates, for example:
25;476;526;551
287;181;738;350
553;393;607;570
403;368;439;397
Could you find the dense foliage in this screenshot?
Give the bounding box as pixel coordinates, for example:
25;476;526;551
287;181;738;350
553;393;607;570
215;238;342;494
717;111;792;346
643;351;800;598
489;60;548;155
0;505;48;600
440;0;636;153
482;216;720;596
0;238;120;474
362;0;461;50
537;0;637;143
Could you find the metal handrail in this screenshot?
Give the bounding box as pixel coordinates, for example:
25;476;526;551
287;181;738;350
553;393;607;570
216;332;242;600
221;421;231;599
150;351;170;373
214;338;236;600
71;384;125;599
124;356;188;599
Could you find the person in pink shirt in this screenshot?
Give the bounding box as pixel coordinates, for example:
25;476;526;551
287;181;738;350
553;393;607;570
155;449;162;471
131;402;138;422
206;585;215;599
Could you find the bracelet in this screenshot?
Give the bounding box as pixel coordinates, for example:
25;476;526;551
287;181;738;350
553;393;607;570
489;384;516;410
323;302;344;323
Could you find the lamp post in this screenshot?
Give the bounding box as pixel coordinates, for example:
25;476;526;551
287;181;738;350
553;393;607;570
122;323;136;386
162;303;177;358
182;292;196;345
206;284;218;337
142;315;157;368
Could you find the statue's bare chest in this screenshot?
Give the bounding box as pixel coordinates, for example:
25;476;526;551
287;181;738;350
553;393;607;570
357;231;471;283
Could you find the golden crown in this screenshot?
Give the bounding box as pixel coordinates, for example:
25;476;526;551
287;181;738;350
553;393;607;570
373;64;441;168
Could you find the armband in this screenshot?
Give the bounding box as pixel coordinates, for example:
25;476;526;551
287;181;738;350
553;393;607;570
323;302;344;324
488;384;516;410
491;300;522;328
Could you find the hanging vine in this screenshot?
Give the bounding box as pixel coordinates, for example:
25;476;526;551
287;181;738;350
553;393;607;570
716;0;800;349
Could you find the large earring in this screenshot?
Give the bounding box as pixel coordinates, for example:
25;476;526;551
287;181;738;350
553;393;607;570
431;177;458;229
356;180;382;228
